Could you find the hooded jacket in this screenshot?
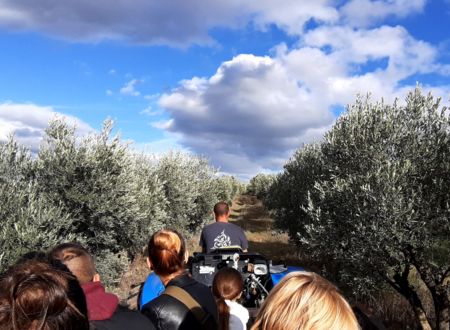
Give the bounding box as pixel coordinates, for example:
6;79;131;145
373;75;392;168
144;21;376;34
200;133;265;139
82;281;155;330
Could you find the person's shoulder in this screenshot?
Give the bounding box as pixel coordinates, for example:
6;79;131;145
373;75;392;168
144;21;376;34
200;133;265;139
234;302;249;317
92;305;156;330
202;222;217;230
227;222;245;232
227;301;249;321
202;221;225;231
192;278;212;291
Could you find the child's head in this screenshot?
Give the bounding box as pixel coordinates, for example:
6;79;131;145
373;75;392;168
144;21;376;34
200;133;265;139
212;267;244;330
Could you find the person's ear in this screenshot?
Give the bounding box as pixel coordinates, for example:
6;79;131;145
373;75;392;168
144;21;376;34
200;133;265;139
146;257;152;270
93;273;101;282
184;249;189;263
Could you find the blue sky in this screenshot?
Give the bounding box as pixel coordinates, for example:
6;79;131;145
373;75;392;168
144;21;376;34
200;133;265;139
0;0;449;179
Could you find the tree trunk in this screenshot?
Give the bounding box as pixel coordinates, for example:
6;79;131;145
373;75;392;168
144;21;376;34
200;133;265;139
414;306;433;330
436;304;449;330
385;270;434;330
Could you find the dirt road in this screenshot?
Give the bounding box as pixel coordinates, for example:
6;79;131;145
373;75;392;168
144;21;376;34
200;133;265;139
229;194;301;266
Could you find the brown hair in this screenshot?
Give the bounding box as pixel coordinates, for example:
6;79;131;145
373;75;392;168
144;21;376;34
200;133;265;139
0;260;89;330
48;243;96;285
251;271;360;330
214;202;229;217
212;267;244;330
147;229;186;277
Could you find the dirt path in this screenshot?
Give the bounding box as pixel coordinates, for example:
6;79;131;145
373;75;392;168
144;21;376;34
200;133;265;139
229;194;301;266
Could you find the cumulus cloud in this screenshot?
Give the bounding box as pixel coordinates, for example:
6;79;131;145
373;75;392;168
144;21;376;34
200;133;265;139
120;79;141;96
158;24;450;178
0;102;94;152
159;54;334;177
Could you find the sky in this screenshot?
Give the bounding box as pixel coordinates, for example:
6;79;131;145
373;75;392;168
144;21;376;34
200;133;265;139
0;0;450;179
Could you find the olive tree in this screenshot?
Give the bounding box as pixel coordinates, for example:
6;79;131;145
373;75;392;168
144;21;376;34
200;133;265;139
34;120;167;283
215;175;246;205
154;151;221;233
247;173;277;201
0;139;75;272
270;89;450;329
0;118;246;284
264;144;326;242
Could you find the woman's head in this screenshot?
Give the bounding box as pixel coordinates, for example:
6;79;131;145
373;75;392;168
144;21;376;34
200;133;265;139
212;267;244;330
0;260;89;330
251;271;359;330
147;229;187;277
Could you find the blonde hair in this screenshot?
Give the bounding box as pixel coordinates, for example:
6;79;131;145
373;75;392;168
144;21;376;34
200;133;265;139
251;271;360;330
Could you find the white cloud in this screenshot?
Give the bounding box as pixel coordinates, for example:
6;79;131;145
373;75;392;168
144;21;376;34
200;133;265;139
120;79;141;96
140;105;163;117
0;102;94;152
340;0;426;27
106;89;113;96
0;0;340;46
151;119;174;130
0;0;431;47
159;54;334;177
133;137;185;155
157;23;450;178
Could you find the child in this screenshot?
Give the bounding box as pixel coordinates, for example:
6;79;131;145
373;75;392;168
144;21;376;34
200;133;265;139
213;267;249;330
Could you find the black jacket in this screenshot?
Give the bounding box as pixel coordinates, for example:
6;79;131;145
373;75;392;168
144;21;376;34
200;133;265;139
141;273;218;330
92;305;156;330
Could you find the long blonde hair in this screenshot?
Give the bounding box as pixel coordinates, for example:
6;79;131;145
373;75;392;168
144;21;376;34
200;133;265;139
251;271;360;330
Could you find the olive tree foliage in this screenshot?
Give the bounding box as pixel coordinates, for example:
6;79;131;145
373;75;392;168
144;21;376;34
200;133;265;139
266;89;450;329
35;120;165;253
0;119;244;284
215;176;246;205
264;144;327;242
33;120;167;283
154;151;223;233
0;139;75;272
247;173;277;200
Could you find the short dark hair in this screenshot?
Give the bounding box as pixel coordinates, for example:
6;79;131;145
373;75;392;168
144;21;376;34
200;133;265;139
0;260;89;329
49;243;96;284
214;202;229;217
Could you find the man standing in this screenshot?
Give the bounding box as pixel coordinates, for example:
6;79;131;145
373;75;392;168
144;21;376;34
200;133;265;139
200;202;248;253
